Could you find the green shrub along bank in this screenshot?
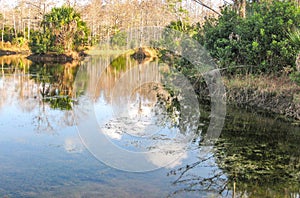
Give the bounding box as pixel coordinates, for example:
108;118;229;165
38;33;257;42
164;1;300;78
202;1;300;74
160;1;300;120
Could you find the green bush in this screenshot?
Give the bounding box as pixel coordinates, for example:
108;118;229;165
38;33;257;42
0;26;14;42
29;6;89;54
12;37;27;47
290;71;300;85
29;31;52;54
110;31;127;48
202;1;300;74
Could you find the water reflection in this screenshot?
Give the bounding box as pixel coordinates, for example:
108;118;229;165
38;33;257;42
74;54;201;171
167;107;300;197
0;55;78;134
0;55;299;197
214;108;300;197
64;136;85;153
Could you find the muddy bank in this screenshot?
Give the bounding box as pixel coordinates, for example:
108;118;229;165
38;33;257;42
131;47;157;63
0;50;18;55
27;52;86;63
192;75;300;121
27;54;73;63
226;87;300;121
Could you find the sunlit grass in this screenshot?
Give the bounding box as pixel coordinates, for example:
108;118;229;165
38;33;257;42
85;46;134;56
224;74;300;95
0;41;30;52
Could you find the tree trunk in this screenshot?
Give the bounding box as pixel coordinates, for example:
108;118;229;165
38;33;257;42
233;0;247;18
296;52;300;72
240;0;246;18
13;13;17;38
28;8;31;40
1;13;5;46
192;0;221;16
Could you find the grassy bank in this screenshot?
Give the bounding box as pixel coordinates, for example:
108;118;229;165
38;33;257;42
0;41;83;63
0;41;30;55
223;75;300;122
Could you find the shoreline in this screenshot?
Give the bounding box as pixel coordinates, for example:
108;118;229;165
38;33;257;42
223;75;300;122
0;49;30;56
27;53;74;63
2;49;299;122
0;49;86;63
27;51;87;63
158;51;300;123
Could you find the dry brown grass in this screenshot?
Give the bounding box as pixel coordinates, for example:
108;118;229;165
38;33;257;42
0;41;30;52
0;55;32;66
223;74;300;95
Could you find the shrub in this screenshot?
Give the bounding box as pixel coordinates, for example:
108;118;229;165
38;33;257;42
29;6;89;54
202;1;300;74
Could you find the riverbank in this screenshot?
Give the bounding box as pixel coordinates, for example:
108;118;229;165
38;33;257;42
27;50;88;63
0;48;30;56
0;41;30;55
158;51;300;122
223;75;300;122
0;41;87;63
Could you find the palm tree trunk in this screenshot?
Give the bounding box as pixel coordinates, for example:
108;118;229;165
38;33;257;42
296;52;300;72
240;0;246;18
1;13;5;46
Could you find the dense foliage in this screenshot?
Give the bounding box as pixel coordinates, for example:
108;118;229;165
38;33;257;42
29;6;89;54
202;1;300;74
163;1;300;76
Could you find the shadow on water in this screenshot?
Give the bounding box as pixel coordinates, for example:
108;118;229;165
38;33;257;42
0;54;299;197
215;107;300;197
167;106;300;197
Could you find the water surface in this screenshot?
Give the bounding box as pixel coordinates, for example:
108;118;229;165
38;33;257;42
0;55;299;197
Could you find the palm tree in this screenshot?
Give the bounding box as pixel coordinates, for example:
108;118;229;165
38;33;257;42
42;6;88;52
289;29;300;72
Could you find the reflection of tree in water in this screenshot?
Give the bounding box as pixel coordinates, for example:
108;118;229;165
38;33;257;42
85;54;201;134
0;55;80;134
29;62;79;133
167;107;300;197
29;61;79;107
0;55;34;110
167;155;228;197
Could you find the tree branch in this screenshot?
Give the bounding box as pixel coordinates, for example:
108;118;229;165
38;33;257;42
192;0;222;16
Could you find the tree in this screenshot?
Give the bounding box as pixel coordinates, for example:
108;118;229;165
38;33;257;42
192;0;221;16
42;6;89;52
232;0;246;18
202;1;300;73
29;6;89;54
0;13;4;45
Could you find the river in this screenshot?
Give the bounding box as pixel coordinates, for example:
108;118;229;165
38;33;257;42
0;55;299;197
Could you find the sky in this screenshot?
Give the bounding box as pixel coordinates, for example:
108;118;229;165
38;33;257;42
0;0;227;12
0;0;18;9
0;0;87;10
